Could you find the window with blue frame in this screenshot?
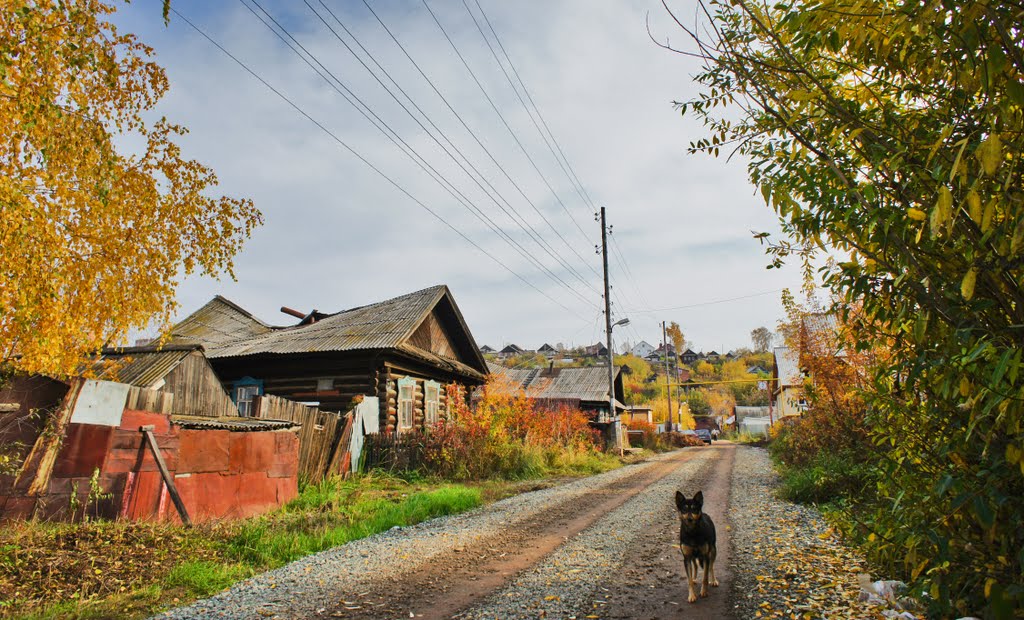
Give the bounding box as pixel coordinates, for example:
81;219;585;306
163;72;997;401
232;377;264;417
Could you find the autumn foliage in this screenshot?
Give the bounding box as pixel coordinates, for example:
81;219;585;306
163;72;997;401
415;380;605;480
0;1;261;377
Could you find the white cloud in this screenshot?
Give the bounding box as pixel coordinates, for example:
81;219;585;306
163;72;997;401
115;0;806;352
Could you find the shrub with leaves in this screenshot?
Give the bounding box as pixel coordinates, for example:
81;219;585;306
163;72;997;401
671;0;1024;615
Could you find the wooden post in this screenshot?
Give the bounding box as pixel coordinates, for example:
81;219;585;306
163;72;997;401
139;425;191;526
662;321;673;432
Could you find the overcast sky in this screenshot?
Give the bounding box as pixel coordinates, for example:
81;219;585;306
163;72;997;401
114;0;806;354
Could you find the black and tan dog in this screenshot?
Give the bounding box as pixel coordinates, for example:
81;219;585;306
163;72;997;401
675;490;718;603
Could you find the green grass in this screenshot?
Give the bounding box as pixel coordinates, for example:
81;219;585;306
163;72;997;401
776;452;874;505
227;481;482;568
163;561;251;598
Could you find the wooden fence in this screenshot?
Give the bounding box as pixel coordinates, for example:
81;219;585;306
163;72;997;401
361;431;431;473
254;395;354;483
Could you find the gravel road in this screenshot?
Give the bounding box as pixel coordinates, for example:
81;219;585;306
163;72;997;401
159;442;871;620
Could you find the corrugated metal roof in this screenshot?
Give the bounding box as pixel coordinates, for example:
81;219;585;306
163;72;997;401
93;346;197;388
489;365;621;404
170;295;273;349
173;286;445;358
773;346;803;387
171;415;299;432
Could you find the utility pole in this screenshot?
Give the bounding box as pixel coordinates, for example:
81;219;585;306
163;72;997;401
662;321;673;432
600;207;620;452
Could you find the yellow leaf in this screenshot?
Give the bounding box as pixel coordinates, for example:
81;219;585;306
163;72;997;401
976;133;1002;176
961;268;977;300
907;208;926;221
982;198;997;233
985;577;997;598
931;187;953;238
966;189;982;224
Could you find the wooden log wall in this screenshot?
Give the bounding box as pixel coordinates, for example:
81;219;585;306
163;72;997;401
379;371;453;434
260;371;373;414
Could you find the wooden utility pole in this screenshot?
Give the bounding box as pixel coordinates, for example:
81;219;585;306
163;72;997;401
662;321;673;432
600;207;620;451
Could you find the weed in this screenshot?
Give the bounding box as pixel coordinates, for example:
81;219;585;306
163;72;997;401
163;561;249;598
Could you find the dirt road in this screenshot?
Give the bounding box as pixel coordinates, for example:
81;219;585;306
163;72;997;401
163;443;737;620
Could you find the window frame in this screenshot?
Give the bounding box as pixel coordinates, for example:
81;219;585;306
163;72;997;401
424;380;440;427
397;377;416;430
232;377;264;417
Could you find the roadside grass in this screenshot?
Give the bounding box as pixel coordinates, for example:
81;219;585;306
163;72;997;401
773;451;875;506
1;458;630;620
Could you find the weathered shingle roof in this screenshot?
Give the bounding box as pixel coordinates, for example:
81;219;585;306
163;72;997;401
93;345;201;388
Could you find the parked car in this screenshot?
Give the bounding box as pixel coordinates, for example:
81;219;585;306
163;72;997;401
695;429;713;445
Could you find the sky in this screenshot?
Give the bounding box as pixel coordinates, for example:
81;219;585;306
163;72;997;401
113;0;807;354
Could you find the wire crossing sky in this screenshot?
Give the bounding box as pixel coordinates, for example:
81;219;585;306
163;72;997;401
116;0;806;352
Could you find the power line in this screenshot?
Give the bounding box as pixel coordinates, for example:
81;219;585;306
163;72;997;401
309;0;599;297
421;0;603;281
469;0;599;227
354;0;603;296
625;289;785;314
240;0;598;310
169;6;591;322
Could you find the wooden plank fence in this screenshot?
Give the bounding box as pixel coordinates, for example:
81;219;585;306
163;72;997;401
254;394;355;483
361;431;430;473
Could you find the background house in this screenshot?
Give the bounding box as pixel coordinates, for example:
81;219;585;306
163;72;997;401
771;346;805;418
170;285;488;435
630;341;655;358
497;344;525;359
485;364;625;423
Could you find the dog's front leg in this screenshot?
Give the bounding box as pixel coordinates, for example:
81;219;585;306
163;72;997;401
708;546;719;587
700;560;710;598
684;557;698;603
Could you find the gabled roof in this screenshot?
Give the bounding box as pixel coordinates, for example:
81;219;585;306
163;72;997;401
773;346;802;387
538;343;556;352
170;285;487;376
500;344;524;354
490;365;622;405
479;345;495;353
171;296;273;348
682;349;697;355
92;344;203;388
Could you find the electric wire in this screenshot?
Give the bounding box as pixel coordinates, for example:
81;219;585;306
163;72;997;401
169;7;591;322
240;0;598;310
624;289;785;314
421;0;604;281
355;0;604;293
310;0;599;297
468;0;598;233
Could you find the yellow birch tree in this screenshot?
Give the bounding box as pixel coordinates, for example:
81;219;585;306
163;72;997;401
0;0;262;377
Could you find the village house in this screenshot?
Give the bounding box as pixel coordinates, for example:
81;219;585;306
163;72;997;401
169;285;488;435
680;348;699;365
630;340;655;359
581;342;609;358
479;344;495;354
771;346;806;418
486;363;626;424
537;343;557;358
497;344;525;359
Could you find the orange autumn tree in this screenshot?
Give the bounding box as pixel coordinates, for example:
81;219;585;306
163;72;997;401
0;0;261;377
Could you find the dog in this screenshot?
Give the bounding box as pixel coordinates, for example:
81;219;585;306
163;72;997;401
675;490;718;603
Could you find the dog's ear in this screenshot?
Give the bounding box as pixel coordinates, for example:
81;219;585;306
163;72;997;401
693;490;704;507
675;490;686;511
